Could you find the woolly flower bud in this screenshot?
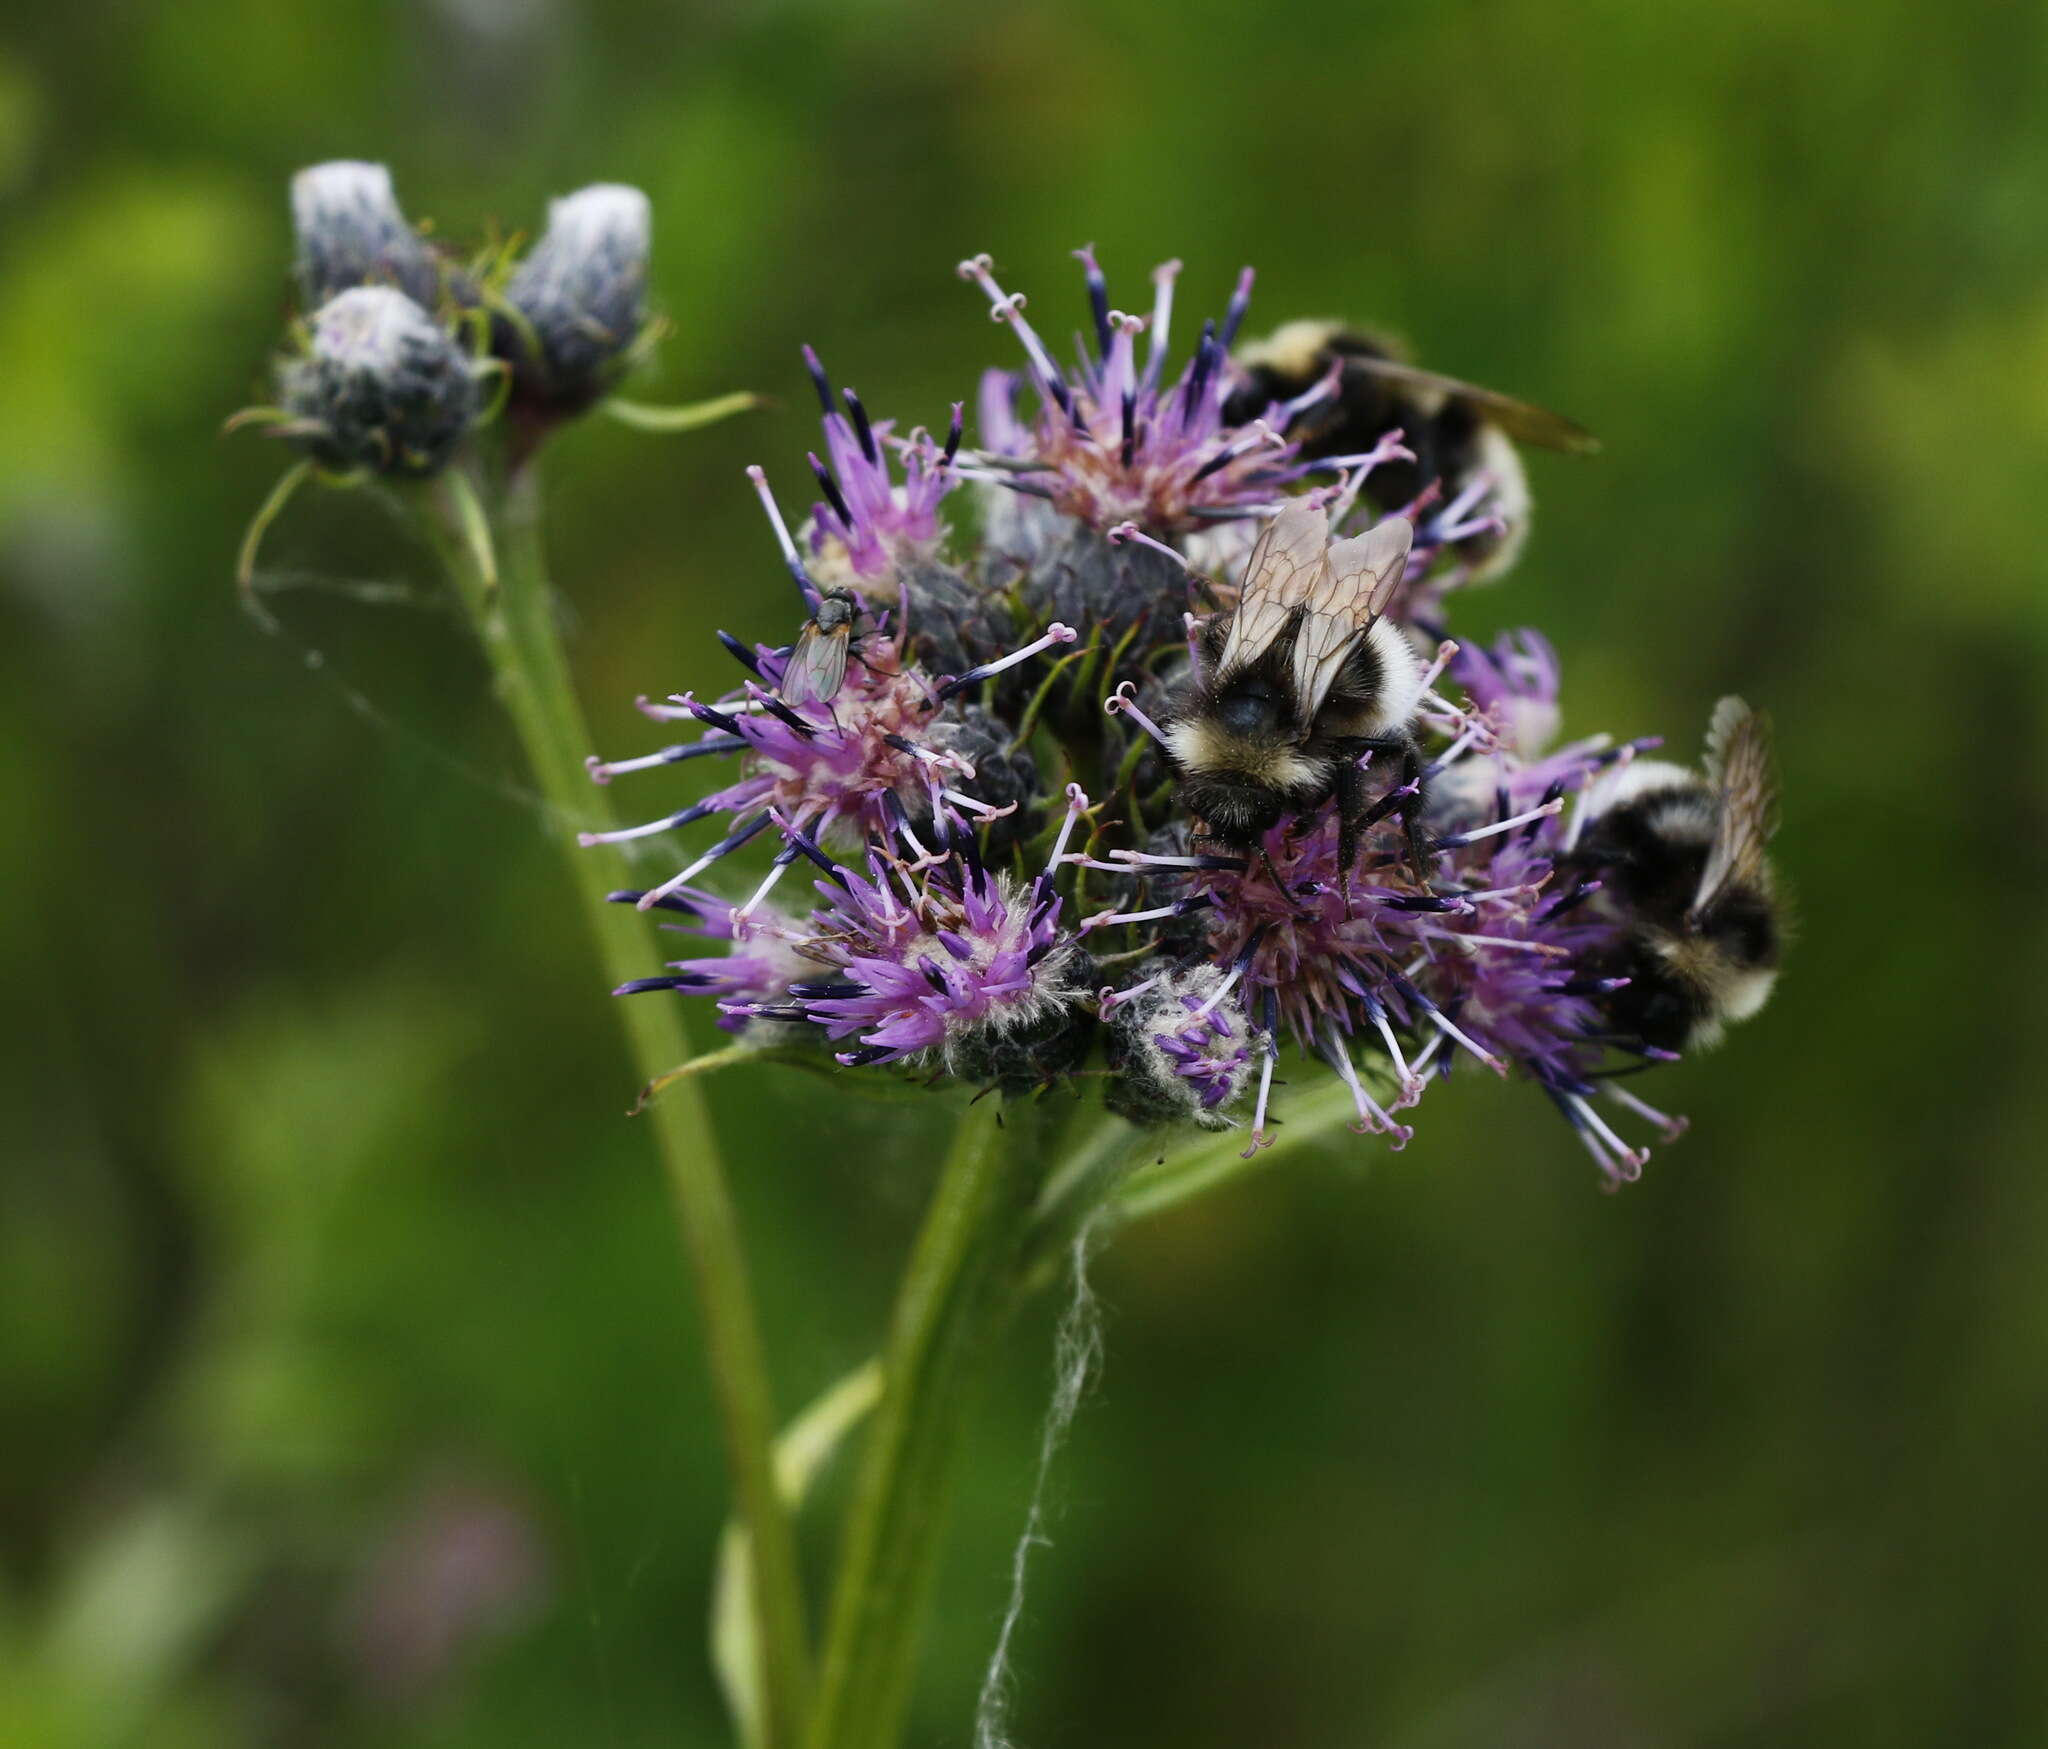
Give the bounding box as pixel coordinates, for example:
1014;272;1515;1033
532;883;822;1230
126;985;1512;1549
1104;963;1254;1130
291;161;440;309
502;183;651;414
278;287;478;477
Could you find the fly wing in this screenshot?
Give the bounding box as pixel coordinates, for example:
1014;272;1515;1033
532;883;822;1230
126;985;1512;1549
1215;498;1330;681
1691;697;1778;920
1343;355;1599;454
1290;516;1414;722
782;622;851;708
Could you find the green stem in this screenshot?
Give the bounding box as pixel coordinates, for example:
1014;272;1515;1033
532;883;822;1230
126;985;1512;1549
428;460;812;1749
808;1100;1045;1749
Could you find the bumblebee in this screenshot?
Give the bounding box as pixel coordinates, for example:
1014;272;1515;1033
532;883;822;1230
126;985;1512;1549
1164;498;1430;879
1227;321;1595;580
1569;698;1784;1053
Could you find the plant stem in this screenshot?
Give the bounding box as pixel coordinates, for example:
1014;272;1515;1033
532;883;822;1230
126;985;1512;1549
428;460;812;1749
808;1099;1045;1749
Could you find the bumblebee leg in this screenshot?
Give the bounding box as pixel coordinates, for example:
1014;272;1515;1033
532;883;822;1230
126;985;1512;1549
1256;842;1296;896
1335;753;1368;879
1394;735;1435;886
1346;734;1435;886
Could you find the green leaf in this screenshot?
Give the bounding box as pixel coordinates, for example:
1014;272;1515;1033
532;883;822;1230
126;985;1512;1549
602;390;763;434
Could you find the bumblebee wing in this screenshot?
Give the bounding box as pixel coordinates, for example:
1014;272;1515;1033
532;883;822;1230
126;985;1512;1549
1691;697;1778;920
782;622;851;707
1216;498;1330;680
1291;516;1414;719
1343;356;1599;455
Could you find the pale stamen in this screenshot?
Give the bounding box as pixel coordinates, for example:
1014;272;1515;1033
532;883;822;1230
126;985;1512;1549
585;738;742;783
745;464;818;603
957;254;1067;398
1098;975;1164;1014
578;800;712;847
1104;681;1170;745
636;815;772;911
1603;1082;1691;1142
934;622;1078;700
1416;639;1462;696
1570;1093;1649;1177
1191;961;1245;1020
1436;797;1565;849
1145;259;1181;378
1239;1033;1279;1160
1324;1022;1414;1147
1107;522;1195;572
1044;783;1092;877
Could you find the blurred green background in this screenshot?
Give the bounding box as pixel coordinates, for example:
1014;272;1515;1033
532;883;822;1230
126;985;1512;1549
5;1;2047;1743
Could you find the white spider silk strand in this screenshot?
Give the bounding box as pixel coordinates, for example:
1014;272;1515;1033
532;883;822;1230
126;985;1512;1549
972;1213;1109;1749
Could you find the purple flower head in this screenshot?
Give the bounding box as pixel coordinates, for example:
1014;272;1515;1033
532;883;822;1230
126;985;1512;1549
723;788;1099;1089
962;250;1367;539
581;466;1074;915
1088;669;1680;1174
796;348;963;589
1103;963;1254;1131
607;886;815;1034
552;240;1779;1173
1446;629;1564;760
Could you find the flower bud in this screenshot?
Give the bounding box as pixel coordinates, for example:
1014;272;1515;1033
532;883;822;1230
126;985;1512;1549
1104;963;1254;1130
500;184;652;415
290;161;440;310
279;287;478;477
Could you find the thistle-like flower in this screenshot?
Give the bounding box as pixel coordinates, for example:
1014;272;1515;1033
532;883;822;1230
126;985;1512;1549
290;160;442;310
963;250;1356;540
718;792;1097;1092
581;460;1074;914
277;286;479;477
591;242;1782;1186
796;347;963;589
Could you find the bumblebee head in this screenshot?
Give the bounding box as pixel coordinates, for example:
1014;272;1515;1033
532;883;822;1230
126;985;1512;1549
1174;771;1290;842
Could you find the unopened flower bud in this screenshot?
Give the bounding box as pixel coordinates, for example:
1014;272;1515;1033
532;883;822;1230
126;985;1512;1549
279;287;478;477
1104;963;1254;1130
501;184;652;415
291;161;441;309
